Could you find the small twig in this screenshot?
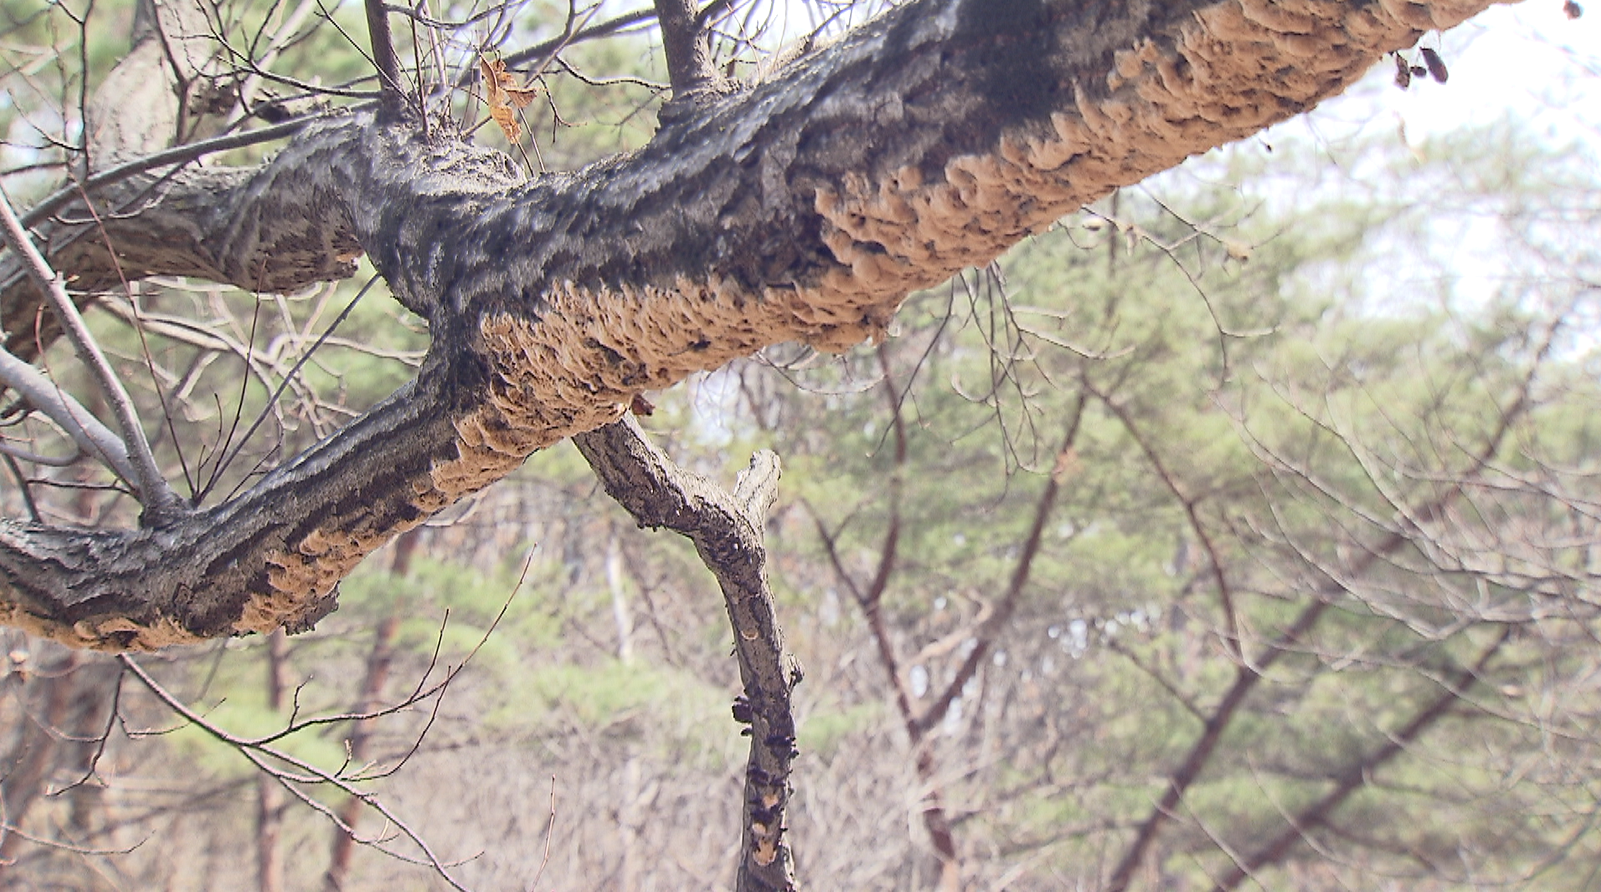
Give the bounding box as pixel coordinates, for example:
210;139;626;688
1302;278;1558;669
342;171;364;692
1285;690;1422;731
1087;381;1242;661
0;438;83;467
76;197;199;498
225;0;323;127
118;654;474;890
202;274;378;504
0;345;135;483
1;453;42;521
914;395;1086;736
530;775;557;890
1211;628;1511;891
362;0;406;112
491;5;658;80
21;112;333;231
0;185;183;518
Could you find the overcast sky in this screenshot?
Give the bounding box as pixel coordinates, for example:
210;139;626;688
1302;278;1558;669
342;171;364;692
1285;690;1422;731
1321;2;1600;147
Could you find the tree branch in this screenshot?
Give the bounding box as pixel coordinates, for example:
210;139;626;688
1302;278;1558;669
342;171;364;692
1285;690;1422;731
914;394;1085;736
653;0;719;98
1212;628;1511;891
1104;352;1539;891
0;0;1517;647
20;112;333;235
0;344;134;485
363;0;406;112
118;653;471;890
1087;382;1242;659
573;417;798;892
0;188;180;519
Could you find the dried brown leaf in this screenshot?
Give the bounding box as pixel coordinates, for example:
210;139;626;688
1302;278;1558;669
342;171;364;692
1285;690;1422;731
490;104;521;143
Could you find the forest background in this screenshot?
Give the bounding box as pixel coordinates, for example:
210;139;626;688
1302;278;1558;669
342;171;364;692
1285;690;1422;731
1;0;1599;889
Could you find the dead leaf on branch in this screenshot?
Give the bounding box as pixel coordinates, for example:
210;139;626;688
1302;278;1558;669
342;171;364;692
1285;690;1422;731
489;104;521;143
480;55;542;144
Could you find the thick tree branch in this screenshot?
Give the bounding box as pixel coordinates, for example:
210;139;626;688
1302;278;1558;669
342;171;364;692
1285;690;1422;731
574;418;797;892
0;0;1517;648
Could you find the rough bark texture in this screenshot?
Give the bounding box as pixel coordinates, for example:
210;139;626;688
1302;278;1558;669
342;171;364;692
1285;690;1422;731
575;419;798;891
0;0;1514;649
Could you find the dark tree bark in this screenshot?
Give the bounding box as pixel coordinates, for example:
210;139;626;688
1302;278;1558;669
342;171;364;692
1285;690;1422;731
575;419;797;891
0;0;1512;649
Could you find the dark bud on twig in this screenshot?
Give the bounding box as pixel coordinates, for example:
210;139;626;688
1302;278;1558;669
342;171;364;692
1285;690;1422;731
1393;53;1412;89
1421;47;1449;83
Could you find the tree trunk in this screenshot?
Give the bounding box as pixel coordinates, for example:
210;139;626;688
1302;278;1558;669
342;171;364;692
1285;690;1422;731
321;531;412;890
256;630;292;892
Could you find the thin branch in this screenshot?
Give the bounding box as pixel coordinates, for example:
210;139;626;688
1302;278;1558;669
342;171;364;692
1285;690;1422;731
1;453;43;522
4;188;182;518
117;654;471;890
226;0;324;127
653;0;718;97
916;395;1086;736
1212;628;1512;891
574;417;798;892
19;112;333;232
1087;381;1242;660
1104;597;1331;892
363;0;405;112
814;346;970;890
498;5;658;73
200;274;378;504
0;190;175;513
0;345;135;483
1105;340;1542;892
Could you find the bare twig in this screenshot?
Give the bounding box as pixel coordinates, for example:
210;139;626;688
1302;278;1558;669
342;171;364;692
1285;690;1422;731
0;345;136;484
227;0;324;127
323;611;402;891
1087;381;1242;660
497;6;659;75
19;112;334;232
1211;628;1512;891
201;274;378;504
915;394;1085;736
0;187;178;518
118;654;472;890
1105;341;1543;892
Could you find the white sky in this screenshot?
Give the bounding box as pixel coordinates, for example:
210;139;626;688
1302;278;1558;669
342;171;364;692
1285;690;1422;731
1220;3;1601;335
1316;2;1601;147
